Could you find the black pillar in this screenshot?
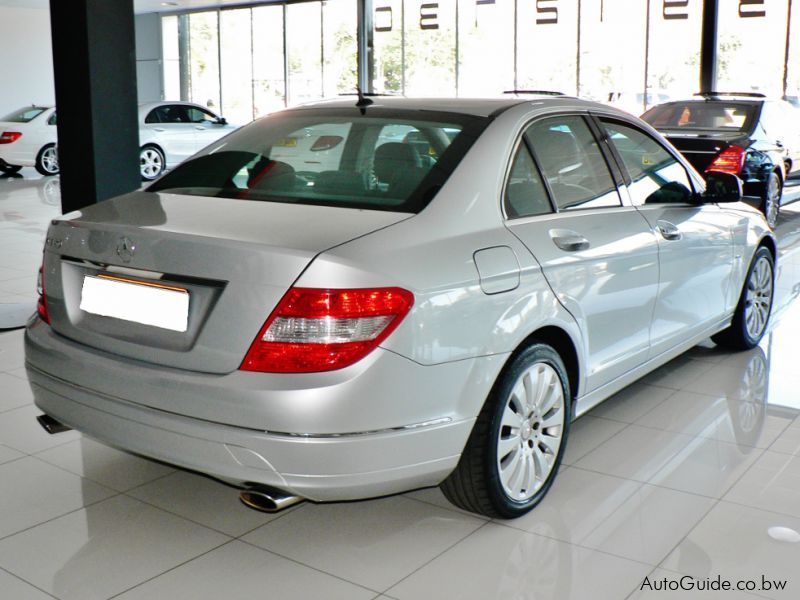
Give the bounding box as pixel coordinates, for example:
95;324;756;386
700;0;719;93
357;0;374;93
49;0;141;213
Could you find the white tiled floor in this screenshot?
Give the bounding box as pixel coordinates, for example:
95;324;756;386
3;172;800;598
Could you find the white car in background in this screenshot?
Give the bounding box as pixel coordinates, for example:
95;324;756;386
138;101;239;181
0;106;59;176
0;102;238;180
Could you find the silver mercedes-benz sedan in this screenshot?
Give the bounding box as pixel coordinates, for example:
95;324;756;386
25;96;776;518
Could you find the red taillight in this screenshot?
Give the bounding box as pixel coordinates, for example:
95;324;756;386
37;265;50;324
241;287;414;373
0;131;22;144
706;144;746;175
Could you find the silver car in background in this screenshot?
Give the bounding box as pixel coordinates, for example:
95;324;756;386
25;96;775;518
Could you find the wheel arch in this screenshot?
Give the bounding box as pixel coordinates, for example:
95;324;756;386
511;325;581;407
140;141;165;156
758;233;777;262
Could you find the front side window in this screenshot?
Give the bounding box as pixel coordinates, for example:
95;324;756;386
602;120;693;206
148;108;486;213
503;143;552;218
525;115;620;211
187;107;218;124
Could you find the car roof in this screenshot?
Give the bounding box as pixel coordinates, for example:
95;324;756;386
137;101;214;119
278;94;621;119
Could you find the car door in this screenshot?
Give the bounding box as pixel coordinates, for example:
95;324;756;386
504;114;660;393
186;106;229;152
597;117;738;358
141;105;197;164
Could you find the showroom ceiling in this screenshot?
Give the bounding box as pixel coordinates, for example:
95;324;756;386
0;0;257;13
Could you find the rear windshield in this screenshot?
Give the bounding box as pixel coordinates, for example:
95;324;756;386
642;102;757;132
1;107;47;123
147;107;488;213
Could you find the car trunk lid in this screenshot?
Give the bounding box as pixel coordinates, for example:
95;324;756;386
42;191;411;374
660;129;750;173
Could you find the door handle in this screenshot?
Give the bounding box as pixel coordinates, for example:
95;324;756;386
776;140;785;148
153;128;165;132
550;229;590;252
195;126;206;130
657;220;682;241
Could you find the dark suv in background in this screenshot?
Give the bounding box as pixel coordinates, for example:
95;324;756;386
642;93;800;227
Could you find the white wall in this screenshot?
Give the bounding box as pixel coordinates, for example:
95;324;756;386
0;6;54;117
135;13;164;103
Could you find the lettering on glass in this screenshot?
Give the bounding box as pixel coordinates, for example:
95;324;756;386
375;6;393;32
739;0;766;18
420;3;439;30
536;0;558;24
663;0;689;20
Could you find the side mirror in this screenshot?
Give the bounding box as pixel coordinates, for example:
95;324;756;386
215;117;228;125
703;171;743;203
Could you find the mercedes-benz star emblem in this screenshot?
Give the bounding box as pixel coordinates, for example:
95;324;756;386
116;237;136;263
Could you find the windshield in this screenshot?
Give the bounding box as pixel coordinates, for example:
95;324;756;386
147;107;488;213
642;102;757;132
1;107;47;123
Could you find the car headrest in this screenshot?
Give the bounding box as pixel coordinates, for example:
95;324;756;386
373;142;422;183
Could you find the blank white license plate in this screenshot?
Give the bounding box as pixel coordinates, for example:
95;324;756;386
80;274;189;332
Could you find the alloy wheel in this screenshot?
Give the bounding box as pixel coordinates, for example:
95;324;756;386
765;175;781;228
140;148;163;179
41;146;59;174
496;361;565;501
744;255;773;340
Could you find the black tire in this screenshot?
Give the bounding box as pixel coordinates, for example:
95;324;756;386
34;144;59;176
140;145;165;181
762;171;782;229
441;343;571;519
0;164;22;175
712;246;774;350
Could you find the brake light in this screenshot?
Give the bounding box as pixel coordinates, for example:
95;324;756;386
37;265;50;324
0;131;22;144
241;287;414;373
706;144;746;175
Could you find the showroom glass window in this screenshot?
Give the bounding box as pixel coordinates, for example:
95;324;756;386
252;4;286;116
517;0;578;94
404;0;457;96
322;0;358;99
458;0;514;95
717;0;789;97
601;119;693;206
579;0;647;113
220;8;254;124
525;116;621;211
187;11;221;111
286;2;323;105
785;0;800;101
645;0;702;110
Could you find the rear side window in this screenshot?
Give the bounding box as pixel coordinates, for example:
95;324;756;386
504;143;552;218
148;108;487;213
1;107;46;123
602;120;694;206
642;102;756;132
525;115;621;211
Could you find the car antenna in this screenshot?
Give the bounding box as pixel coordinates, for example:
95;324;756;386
355;87;373;114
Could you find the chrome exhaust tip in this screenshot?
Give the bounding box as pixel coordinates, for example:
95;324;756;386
36;414;72;434
239;486;304;513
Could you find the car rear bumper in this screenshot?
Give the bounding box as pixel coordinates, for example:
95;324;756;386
24;320;496;501
0;147;34;168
